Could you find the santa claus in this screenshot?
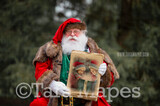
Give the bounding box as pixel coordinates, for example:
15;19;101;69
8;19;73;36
30;18;119;106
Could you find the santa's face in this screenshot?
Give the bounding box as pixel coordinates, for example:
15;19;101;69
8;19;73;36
62;28;88;55
65;29;82;37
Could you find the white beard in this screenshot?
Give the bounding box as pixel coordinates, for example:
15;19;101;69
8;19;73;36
61;33;88;55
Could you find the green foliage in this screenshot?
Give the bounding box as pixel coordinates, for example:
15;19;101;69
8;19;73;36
0;0;57;100
85;0;160;106
0;0;160;105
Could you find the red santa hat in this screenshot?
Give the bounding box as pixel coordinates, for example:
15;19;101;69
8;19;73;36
52;18;86;44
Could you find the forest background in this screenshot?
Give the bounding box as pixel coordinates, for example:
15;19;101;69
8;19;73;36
0;0;160;106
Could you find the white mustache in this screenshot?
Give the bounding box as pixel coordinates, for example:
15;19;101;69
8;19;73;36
67;36;78;41
62;33;88;55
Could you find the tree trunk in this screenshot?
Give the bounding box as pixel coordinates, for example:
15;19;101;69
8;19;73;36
117;0;133;49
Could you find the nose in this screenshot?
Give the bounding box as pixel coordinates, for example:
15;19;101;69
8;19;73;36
70;32;75;37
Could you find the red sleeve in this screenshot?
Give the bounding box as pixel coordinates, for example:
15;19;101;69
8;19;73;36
107;72;114;87
35;58;52;81
103;61;115;87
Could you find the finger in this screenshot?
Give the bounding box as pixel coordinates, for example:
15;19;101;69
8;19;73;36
100;63;107;67
62;87;70;92
58;90;64;96
101;65;106;68
98;69;105;75
59;90;70;97
99;66;106;70
62;92;70;97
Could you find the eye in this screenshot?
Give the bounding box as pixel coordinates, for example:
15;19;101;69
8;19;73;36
66;31;72;34
74;30;80;34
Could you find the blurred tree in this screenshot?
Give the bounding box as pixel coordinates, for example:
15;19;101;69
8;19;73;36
117;0;133;49
85;0;160;106
0;0;57;105
0;0;160;106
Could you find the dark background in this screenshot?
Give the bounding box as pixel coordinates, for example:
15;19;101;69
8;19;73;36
0;0;160;106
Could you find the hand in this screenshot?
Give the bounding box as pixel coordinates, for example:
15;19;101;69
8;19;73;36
49;80;70;97
98;63;107;76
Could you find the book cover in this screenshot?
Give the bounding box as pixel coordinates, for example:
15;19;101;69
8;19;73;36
67;50;104;101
